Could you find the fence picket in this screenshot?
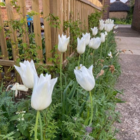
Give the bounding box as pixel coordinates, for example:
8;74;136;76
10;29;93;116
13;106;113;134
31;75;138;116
32;0;43;62
17;0;29;45
0;8;8;60
0;8;9;81
5;0;20;81
5;0;19;61
42;0;52;64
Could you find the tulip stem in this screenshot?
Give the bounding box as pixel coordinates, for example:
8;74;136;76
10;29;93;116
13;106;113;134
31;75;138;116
60;53;63;102
83;53;85;65
39;112;43;140
87;48;90;57
35;111;39;140
78;55;81;67
106;37;108;53
89;91;93;125
100;44;102;59
93;50;95;65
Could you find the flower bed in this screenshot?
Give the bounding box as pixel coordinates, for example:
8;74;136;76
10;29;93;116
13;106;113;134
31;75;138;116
0;18;122;140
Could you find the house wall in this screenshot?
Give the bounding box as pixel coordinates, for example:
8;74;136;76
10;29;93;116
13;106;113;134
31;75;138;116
109;11;128;19
132;0;140;32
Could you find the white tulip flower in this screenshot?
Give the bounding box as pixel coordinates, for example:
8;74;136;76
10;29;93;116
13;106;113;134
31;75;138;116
74;65;95;91
89;37;101;50
105;31;108;37
99;19;104;24
31;74;57;110
91;27;98;36
99;23;105;31
58;34;70;52
108;52;113;58
101;33;106;43
14;60;37;88
104;24;114;32
82;33;90;46
105;19;114;24
77;37;86;54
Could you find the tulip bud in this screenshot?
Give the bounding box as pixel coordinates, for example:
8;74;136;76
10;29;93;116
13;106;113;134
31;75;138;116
101;33;105;43
89;37;101;50
31;74;57;110
82;33;90;46
74;65;95;91
91;27;98;36
99;23;105;31
77;37;86;54
108;51;113;58
14;60;37;88
58;34;70;52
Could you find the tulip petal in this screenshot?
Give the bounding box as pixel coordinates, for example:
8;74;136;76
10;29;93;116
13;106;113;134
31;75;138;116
88;65;93;77
74;65;95;91
30;60;37;74
74;69;82;84
31;80;52;110
49;78;58;96
79;75;95;91
14;65;22;76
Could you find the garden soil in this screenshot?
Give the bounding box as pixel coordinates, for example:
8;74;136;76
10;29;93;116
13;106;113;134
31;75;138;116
114;25;140;140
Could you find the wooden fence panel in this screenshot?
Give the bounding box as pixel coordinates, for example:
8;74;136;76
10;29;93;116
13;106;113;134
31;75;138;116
5;0;20;81
67;0;70;56
50;0;62;62
73;0;76;21
0;8;8;60
32;0;43;62
5;0;19;61
0;0;103;82
42;0;52;64
50;0;58;50
63;0;67;60
0;8;9;81
17;0;29;45
57;0;63;62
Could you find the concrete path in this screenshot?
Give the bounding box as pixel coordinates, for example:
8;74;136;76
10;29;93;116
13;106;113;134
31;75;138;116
115;25;140;140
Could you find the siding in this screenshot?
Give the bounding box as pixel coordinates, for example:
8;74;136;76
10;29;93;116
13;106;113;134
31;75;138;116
109;11;128;19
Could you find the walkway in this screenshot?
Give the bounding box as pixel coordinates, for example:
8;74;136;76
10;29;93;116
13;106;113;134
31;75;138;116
115;25;140;140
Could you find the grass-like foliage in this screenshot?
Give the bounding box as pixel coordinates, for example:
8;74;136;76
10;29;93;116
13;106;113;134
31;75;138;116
0;31;122;140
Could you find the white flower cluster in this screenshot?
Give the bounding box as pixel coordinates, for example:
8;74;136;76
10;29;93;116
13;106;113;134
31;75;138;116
16;111;26;121
13;18;117;111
